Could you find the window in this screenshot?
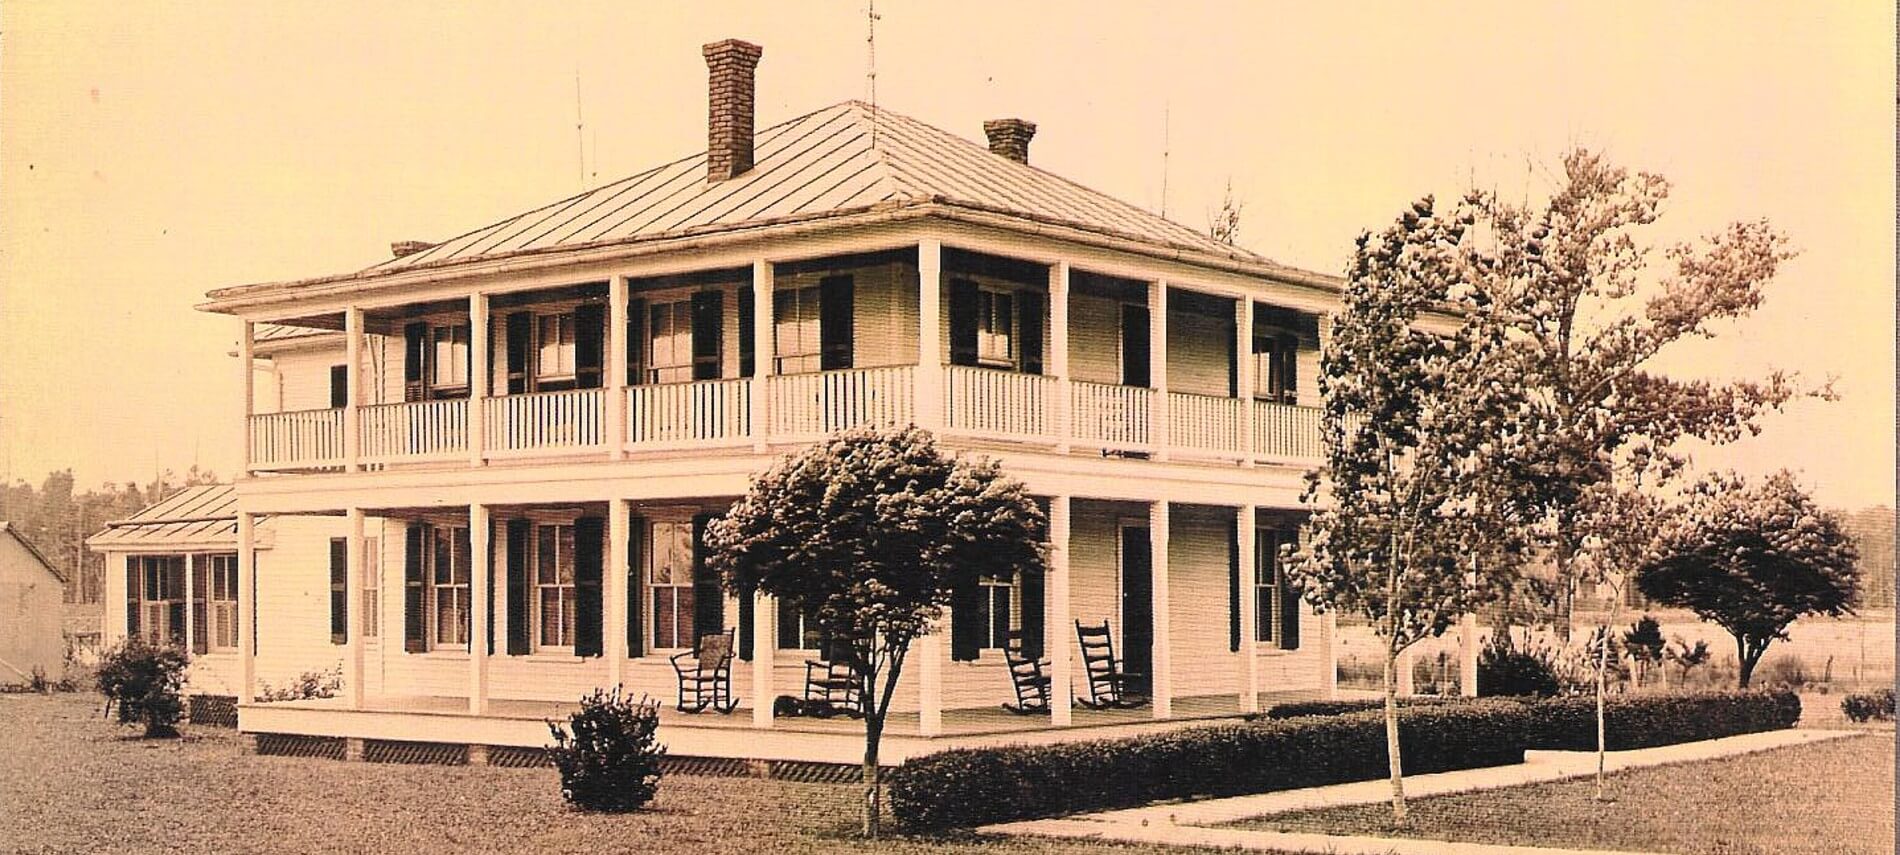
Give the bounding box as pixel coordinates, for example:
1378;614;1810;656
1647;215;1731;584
773;286;822;374
647;521;695;650
432;324;470;390
132;555;186;647
972;573;1019;650
647;301;694;384
776;598;823;650
431;526;470;648
977;288;1015;367
361;537;380;639
1253;334;1297;404
1255;529;1284;643
208;554;239;651
537;312;577;380
536;524;577;650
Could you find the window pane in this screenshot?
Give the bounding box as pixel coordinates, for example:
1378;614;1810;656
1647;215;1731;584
538;527;557;584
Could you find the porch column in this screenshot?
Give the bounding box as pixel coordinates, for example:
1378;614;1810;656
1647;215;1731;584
1324;611;1340;699
344;307;363;471
345;508;367;708
468;503;491;715
240;321;254;472
237;512;257;702
183;555;197;659
1236;297;1255;467
917;612;945;735
469;292;489;466
606;499;630;687
751;591;776;728
607;277;629;460
750;259;774;450
1459;613;1480;697
1149;501;1172;719
915;239;944;430
1149;281;1169;460
1047;495;1073;726
1236;505;1259;712
1049;261;1072;454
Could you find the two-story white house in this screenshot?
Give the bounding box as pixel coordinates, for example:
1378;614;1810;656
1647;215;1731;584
185;39;1348;769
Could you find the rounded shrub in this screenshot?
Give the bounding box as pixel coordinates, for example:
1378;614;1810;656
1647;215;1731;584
1841;689;1894;723
1477;631;1563;697
95;638;190;738
546;687;665;812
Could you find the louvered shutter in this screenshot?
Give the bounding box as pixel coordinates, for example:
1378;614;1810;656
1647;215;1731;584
736;572;754;661
125;559;140;640
948;278;979;367
625;517;644;659
1228;524;1241;652
950;581;982;661
691;291;724;380
1019;568;1044;659
690;514;722;645
403;322;427;402
330;365;348;409
1278;534;1301;650
329;538;348;645
456;527;472;652
776;598;803;651
626;298;647;386
190;556;209;655
575;304;606;389
737;286;755;378
574;516;604;658
1280;334;1300;405
1121;305;1151;387
1017;289;1044;375
819;276;853;371
403;524;427;653
505;312;530;394
505;519;530;656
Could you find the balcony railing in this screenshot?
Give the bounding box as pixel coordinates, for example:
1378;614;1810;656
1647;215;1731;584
246;368;1330;471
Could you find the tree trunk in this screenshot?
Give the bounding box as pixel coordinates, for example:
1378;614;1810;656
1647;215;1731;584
1384;643;1406;824
1594;633;1608;800
862;711;883;839
1737;636;1762;688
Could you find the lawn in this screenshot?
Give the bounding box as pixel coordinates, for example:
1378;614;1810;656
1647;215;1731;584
0;692;1210;855
1234;731;1895;855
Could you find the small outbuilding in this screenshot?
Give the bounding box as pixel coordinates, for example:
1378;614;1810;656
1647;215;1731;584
0;521;68;684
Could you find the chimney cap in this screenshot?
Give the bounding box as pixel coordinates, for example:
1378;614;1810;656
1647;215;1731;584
390;240;435;258
702;39;763;63
983;118;1038;164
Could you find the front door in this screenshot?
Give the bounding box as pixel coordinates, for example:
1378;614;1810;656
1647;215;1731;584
1119;525;1154;693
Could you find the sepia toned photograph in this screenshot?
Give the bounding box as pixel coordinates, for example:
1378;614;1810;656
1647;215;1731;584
1;3;1893;853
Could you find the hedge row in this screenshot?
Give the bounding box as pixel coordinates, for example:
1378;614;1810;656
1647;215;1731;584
1264;695;1473;719
887;689;1798;831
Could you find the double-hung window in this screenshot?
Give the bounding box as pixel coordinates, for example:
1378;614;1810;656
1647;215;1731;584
973;572;1019;650
431;526;470;648
208;554;239;651
776;598;823;650
647;521;695;650
360;537;380;639
773;286;822;374
1254;529;1284;643
536;524;577;650
647;301;695;384
1253;333;1297;404
432;324;470;392
133;556;186;647
976;288;1016;367
537;312;577;382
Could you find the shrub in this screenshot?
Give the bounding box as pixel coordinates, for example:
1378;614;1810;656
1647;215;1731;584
546;687;665;812
95;639;190;738
1841;689;1895;723
255;665;343;702
1477;631;1563;697
1520;689;1800;751
887;700;1533;832
1756;655;1812;689
1264;695;1469;719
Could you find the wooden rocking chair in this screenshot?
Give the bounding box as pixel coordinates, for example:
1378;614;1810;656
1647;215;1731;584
801;658;865;718
670;630;739;713
1000;630;1053;714
1074;620;1148;710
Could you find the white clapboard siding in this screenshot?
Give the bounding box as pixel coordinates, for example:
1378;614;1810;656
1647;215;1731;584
1166;306;1234;398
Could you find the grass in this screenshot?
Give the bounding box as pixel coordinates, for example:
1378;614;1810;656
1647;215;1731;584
1233;731;1894;855
1;692;1256;855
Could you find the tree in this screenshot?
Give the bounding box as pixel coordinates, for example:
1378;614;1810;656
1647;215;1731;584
1622;615;1666;687
703;425;1045;838
1638;470;1859;687
95;638;190;737
1286;194;1525;824
1208;179;1244;246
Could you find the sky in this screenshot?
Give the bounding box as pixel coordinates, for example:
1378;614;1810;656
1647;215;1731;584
1;2;1893;508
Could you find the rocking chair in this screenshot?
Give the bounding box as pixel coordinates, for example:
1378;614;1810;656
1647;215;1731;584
1074;620;1148;710
801;658;865;718
1000;630;1053;714
670;630;739;713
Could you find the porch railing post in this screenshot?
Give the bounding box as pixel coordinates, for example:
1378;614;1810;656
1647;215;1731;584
608;277;628;460
345;307;363;471
468;503;491;715
751;259;774;450
346;507;367;709
1049;261;1071;453
469;292;489;467
1324;611;1340;699
1047;495;1073;726
1237;505;1259;713
1149;500;1172;719
1149;281;1169;460
916;239;944;431
751;591;776;728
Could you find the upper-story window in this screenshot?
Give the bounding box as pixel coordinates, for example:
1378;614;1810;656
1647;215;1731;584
648;300;695;384
977;288;1015;367
1253;332;1299;405
537;313;577;381
432;324;470;391
774;286;822;374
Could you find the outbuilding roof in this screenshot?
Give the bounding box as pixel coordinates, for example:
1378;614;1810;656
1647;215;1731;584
0;522;65;583
86;484;238;551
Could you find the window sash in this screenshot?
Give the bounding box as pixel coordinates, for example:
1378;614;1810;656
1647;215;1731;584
535;524;577;650
977;289;1015;366
1255;530;1281;643
430;527;470;648
647;521;694;649
976;574;1019;649
537;313;578;379
361;538;380;639
773;286;822;374
432;324;470;389
1253;334;1296;402
647;301;694;384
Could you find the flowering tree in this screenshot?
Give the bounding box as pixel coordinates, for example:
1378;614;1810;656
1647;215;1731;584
703;425;1045;838
1287;195;1526;824
1639;470;1859;687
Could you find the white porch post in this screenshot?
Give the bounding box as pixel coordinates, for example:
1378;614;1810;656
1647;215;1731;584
751;260;774;450
607;278;629;460
917;612;946;736
916;239;944;430
345;508;366;708
468;503;491;715
751;591;776;728
344;307;363;471
607;499;630;687
240;321;254;472
469;293;489;467
237;512;257;703
183;555;197;657
1049;261;1071;453
1237;505;1259;712
1236;297;1255;466
1459;613;1480;697
1149;281;1169;460
1047;495;1073;725
1324;612;1340;699
1149;500;1172;719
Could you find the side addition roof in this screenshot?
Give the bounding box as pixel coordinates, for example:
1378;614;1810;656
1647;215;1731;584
86;484;238;551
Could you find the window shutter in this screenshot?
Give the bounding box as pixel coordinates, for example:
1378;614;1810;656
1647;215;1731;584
484;520;496;655
505;519;530;656
948;278;979;367
950;581;982;661
1280;334;1300;405
403;524;427;653
190;557;209;654
505;312;531;394
125;560;140;640
330;365;349;409
456;526;472;652
574;516;604;658
819;275;854;371
1278;540;1301;650
1019;569;1044;659
776;597;802;651
403;322;428;402
736;573;754;661
1121;305;1151;387
575;304;606;389
1017;289;1044;375
626;298;647;386
690;290;724;381
626;517;644;659
690;514;723;645
1228;524;1241;653
737;286;755;378
330;538;348;645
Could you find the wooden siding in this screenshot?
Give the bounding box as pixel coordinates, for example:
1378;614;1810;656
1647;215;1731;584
1167;304;1234;398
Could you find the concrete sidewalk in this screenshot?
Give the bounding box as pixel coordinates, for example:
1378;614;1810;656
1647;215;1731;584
982;728;1864;855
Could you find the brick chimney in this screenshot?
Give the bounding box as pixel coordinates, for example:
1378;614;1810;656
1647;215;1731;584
703;39;763;182
983;119;1037;164
390;240;434;258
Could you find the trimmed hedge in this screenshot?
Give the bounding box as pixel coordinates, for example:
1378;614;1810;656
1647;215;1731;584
887;700;1532;832
1841;689;1895;723
1265;695;1471;719
887;689;1800;831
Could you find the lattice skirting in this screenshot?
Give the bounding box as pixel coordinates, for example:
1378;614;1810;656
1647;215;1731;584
659;755;749;777
363;739;468;766
254;733;347;760
764;760;863;785
246;733;873;782
188;694;239;728
486;746;550;768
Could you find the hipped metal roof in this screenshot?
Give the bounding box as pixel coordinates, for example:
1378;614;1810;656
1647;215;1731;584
86;484;239;551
